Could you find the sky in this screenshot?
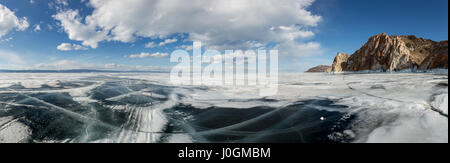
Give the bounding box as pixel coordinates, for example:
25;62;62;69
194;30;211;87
0;0;448;72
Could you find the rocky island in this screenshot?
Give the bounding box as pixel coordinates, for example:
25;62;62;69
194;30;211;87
306;65;332;73
308;33;448;73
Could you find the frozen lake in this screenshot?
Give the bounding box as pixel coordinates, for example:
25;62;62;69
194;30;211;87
0;72;447;143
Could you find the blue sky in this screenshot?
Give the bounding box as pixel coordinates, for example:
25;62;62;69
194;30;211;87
0;0;448;71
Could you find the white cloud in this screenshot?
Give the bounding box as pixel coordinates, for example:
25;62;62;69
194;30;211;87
184;46;193;51
52;10;108;48
57;43;88;51
33;24;41;32
30;0;35;4
48;0;67;11
176;44;193;51
56;0;69;6
159;38;178;46
129;52;169;59
53;0;322;56
146;38;178;48
0;4;30;38
145;42;156;48
273;26;315;40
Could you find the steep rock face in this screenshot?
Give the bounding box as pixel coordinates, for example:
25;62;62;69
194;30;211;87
331;33;448;72
419;41;449;69
306;65;332;73
331;52;350;72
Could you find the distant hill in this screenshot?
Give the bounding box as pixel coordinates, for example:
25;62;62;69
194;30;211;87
306;65;332;73
0;69;168;73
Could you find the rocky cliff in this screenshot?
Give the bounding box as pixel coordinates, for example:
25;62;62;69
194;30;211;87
331;33;448;72
306;65;332;73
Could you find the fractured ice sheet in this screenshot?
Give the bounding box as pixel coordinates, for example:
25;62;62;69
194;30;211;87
0;72;447;143
0;116;31;143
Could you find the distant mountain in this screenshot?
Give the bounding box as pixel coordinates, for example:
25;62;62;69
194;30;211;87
0;69;167;73
306;65;331;73
331;33;448;72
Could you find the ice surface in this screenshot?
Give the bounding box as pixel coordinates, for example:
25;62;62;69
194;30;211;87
0;116;30;143
0;72;447;143
432;94;448;115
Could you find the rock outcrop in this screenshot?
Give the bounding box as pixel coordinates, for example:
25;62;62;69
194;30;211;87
331;33;448;72
306;65;332;73
331;53;350;72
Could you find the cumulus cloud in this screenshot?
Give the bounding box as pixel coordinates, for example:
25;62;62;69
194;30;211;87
57;43;88;51
33;24;41;32
145;42;156;48
56;0;69;6
53;0;322;56
159;38;178;46
52;10;108;48
0;4;30;38
145;38;178;48
129;52;169;59
0;37;13;42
